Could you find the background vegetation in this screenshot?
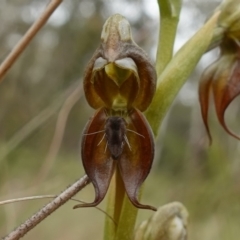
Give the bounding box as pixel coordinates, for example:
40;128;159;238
1;0;240;239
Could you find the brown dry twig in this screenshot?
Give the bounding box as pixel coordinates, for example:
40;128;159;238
0;0;63;82
3;175;90;240
0;1;93;239
0;194;116;226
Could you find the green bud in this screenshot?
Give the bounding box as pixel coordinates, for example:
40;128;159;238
134;202;188;240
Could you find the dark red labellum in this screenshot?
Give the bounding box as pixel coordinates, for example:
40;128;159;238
74;108;156;211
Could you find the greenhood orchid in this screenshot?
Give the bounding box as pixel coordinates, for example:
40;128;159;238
74;14;157;211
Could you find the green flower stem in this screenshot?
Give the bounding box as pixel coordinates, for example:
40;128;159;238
156;0;182;76
207;0;240;51
104;168;123;240
104;173;116;240
104;168;137;240
113;169;126;225
114;196;138;240
206;26;225;52
146;11;220;136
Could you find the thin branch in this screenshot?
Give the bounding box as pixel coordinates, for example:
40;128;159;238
156;0;182;76
0;195;58;206
3;175;90;240
0;0;63;82
36;83;83;184
0;195;116;226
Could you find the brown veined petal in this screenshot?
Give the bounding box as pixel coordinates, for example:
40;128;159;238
83;50;107;109
118;108;156;211
86;58;140;111
92;61;140;111
212;57;240;140
74;108;115;208
93;67;120;109
199;63;216;144
120;45;157;111
109;58;140;110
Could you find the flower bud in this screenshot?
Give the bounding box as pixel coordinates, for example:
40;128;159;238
134;202;188;240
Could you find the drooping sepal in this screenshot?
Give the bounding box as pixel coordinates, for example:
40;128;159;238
199;63;215;144
199;38;240;142
74;108;114;208
212;52;240;140
118;108;156;211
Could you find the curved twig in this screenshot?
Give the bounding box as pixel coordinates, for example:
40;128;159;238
0;194;116;226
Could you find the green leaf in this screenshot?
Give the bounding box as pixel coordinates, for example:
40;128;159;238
104;170;140;240
156;0;182;76
104;170;125;240
146;11;220;136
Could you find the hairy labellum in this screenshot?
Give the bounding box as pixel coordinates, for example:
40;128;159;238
74;108;156;211
104;116;127;160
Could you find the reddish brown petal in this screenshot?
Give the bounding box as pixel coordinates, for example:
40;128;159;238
93;69;120;109
212;58;240;140
84;55;141;111
120;45;157;111
83;50;107;109
74;108;115;208
199;64;215;144
118;108;156;211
